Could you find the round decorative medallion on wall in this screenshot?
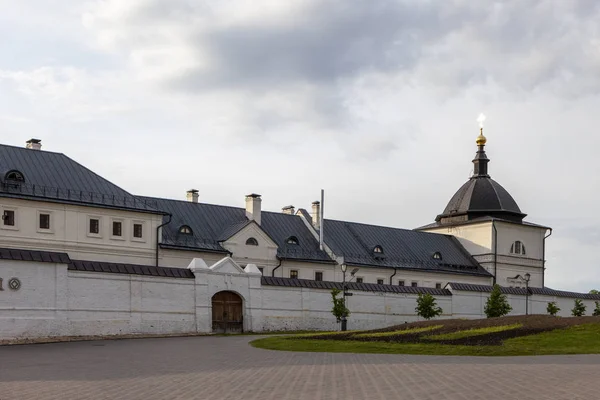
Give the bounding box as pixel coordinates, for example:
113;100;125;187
8;277;21;291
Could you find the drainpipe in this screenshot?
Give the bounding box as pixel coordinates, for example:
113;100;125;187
156;213;172;267
271;256;283;277
542;228;553;288
389;267;397;285
492;220;498;285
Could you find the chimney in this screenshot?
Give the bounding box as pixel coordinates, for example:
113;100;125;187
26;138;42;150
245;193;262;225
311;201;321;230
282;205;295;215
186;189;199;203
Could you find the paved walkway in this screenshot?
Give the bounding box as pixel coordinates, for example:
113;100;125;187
1;336;599;399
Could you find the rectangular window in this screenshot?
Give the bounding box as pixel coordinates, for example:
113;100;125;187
436;283;442;289
377;278;384;285
39;213;50;230
133;223;143;238
411;281;418;287
290;270;298;279
398;280;405;286
315;271;323;281
112;221;122;237
356;277;363;283
3;210;15;226
89;218;100;234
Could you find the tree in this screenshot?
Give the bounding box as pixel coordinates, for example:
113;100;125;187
415;293;443;320
546;301;560;316
593;301;600;317
484;284;512;318
590;290;599;295
330;288;349;323
571;299;586;317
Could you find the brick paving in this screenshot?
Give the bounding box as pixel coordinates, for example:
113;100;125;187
1;336;599;400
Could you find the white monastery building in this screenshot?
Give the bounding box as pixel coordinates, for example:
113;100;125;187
0;133;598;339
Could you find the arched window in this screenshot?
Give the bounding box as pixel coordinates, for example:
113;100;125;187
286;236;299;245
510;240;526;255
433;252;442;260
5;170;25;183
373;245;384;254
245;237;258;246
178;225;193;235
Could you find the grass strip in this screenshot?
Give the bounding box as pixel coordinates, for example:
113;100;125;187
355;325;443;338
426;324;522;341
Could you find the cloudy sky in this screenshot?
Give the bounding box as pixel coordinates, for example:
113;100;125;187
0;0;598;291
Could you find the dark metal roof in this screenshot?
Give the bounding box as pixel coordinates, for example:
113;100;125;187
138;197;332;262
322;219;490;276
261;276;452;296
447;282;529;296
0;144;160;214
68;260;195;279
529;287;600;300
0;247;71;264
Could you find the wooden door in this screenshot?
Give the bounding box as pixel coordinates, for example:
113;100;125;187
212;291;243;333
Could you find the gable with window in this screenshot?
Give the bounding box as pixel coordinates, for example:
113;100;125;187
245;237;259;246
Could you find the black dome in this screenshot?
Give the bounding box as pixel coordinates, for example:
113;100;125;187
436;176;526;224
435;131;526;224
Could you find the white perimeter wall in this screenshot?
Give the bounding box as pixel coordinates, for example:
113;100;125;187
0;257;596;340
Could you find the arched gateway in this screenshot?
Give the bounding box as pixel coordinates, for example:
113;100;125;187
211;291;243;333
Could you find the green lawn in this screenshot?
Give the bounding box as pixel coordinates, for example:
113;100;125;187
251;324;600;356
355;325;443;338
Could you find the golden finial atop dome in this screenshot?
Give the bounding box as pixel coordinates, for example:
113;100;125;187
476;113;487;146
476;127;487;146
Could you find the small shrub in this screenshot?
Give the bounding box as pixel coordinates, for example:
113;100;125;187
593;301;600;317
484;284;512;318
571;299;586;317
331;288;349;323
547;301;560;316
415;293;443;320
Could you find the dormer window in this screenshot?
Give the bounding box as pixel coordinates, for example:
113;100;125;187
510;241;526;255
4;170;25;185
179;225;193;235
286;236;299;245
433;252;442;260
245;237;258;246
373;245;384;254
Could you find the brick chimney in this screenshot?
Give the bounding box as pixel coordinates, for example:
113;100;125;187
245;193;262;225
282;205;295;215
26;139;42;150
186;189;199;203
311;201;321;230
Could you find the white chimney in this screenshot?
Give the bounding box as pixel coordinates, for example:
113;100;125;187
186;189;199;203
26;138;42;150
245;193;262;225
282;205;295;215
311;201;321;230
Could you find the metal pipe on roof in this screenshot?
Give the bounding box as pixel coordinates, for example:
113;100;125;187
492;220;498;285
542;228;552;288
156;213;172;267
319;189;324;251
271;257;283;277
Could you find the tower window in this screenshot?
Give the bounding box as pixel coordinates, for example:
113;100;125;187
245;237;259;246
179;225;193;235
510;241;526;255
286;236;299;245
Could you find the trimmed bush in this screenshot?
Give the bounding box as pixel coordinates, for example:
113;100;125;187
484;284;512;318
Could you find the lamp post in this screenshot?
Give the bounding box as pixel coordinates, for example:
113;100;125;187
524;273;531;315
340;264;347;331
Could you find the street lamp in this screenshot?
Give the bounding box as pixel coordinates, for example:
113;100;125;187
524;273;531;315
340;264;347;331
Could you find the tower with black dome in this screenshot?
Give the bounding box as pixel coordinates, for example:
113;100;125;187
418;126;552;289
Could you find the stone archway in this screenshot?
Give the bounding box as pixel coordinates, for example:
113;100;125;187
211;291;244;333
